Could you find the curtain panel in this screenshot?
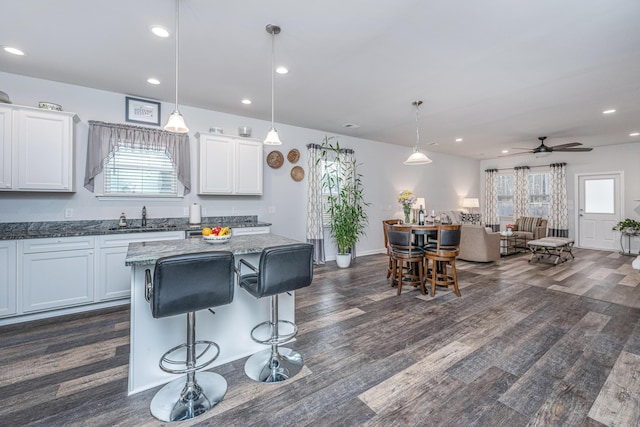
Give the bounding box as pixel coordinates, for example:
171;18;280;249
513;166;530;220
549;162;569;237
306;143;326;265
84;120;191;195
484;169;500;231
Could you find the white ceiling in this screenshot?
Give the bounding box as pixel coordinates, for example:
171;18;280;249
2;0;639;159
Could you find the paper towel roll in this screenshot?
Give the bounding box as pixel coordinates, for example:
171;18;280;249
189;203;201;225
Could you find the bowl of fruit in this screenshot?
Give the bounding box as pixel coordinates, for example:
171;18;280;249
202;226;231;244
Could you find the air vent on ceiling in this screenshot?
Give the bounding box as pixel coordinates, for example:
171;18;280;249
342;123;360;129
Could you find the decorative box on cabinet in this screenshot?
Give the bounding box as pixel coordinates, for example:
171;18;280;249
0;104;78;192
196;132;263;195
0;241;17;318
20;236;95;313
97;231;184;301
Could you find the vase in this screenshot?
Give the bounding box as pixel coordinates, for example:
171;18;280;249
403;205;411;224
336;253;352;268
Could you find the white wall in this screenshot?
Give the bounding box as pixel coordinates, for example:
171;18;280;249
480;142;640;250
0;72;480;258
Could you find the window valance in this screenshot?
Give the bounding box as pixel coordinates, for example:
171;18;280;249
84;120;191;195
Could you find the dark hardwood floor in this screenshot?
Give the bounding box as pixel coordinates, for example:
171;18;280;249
1;248;639;426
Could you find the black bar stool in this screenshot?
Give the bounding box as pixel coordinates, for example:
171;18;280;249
237;243;314;383
144;251;235;422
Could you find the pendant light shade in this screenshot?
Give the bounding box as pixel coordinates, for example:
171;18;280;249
264;24;282;145
165;110;188;133
404;100;432;165
164;0;188;133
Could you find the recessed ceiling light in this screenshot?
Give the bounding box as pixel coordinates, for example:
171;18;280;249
147;78;160;85
502;149;509;154
3;46;24;56
630;132;640;137
455;138;463;142
602;109;616;114
275;66;288;74
151;26;170;38
427;142;439;146
241;99;252;105
342;123;360;129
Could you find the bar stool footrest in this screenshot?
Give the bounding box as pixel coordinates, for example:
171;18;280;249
159;340;220;375
250;320;298;346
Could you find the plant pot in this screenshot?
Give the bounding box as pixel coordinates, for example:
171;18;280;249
336;253;352;268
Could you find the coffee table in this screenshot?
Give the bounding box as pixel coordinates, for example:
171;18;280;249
500;234;527;256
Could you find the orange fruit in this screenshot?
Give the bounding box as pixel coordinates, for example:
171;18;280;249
202;227;212;236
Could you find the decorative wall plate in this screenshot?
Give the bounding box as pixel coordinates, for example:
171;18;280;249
287;148;300;163
291;166;305;182
267;150;284;169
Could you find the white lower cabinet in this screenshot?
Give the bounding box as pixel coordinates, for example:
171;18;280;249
97;231;183;301
21;236;95;313
4;231;185;321
0;241;17;317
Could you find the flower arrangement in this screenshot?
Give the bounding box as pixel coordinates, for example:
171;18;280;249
506;223;514;230
397;190;416;207
397;190;415;223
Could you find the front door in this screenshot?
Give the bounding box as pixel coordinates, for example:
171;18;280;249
578;173;621;250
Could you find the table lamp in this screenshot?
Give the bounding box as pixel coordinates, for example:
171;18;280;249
462;198;479;214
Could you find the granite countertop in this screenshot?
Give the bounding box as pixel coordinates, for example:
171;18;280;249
0;216;271;240
125;233;300;266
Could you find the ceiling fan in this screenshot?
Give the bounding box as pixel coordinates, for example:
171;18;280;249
511;136;593;156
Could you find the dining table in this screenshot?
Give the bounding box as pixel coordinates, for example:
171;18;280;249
392;222;439;247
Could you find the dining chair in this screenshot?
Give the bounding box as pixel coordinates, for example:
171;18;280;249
388;228;426;295
382;219;403;279
425;224;462;297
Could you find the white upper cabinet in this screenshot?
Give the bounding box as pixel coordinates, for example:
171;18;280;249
196;133;263;195
0;104;78;192
0;106;12;189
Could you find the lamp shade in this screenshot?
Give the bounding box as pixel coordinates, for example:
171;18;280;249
462;198;480;208
164;110;189;133
264;128;282;145
404;149;432;165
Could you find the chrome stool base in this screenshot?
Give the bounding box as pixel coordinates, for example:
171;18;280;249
150;372;227;422
244;347;303;383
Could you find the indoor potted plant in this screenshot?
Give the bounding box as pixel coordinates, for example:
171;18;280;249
320;137;369;268
612;218;640;235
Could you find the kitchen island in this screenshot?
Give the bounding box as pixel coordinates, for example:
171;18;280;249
125;233;301;395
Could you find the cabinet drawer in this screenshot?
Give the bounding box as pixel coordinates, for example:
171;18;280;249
22;236;94;253
99;231;184;248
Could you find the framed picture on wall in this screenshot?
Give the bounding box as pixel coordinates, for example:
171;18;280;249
125;96;161;126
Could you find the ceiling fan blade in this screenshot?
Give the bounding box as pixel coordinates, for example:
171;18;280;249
549;142;582;149
511;147;533;150
552;147;592;152
501;151;533;157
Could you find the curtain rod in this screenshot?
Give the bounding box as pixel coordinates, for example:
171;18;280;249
486;162;566;172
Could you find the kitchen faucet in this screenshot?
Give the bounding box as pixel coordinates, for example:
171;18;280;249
141;206;147;227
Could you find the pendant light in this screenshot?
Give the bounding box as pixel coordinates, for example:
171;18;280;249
164;0;188;133
264;24;282;145
404;100;432;165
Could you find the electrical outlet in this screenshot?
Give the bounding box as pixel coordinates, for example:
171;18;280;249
232;207;238;214
183;207;189;216
65;208;73;218
268;206;276;214
201;207;206;216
